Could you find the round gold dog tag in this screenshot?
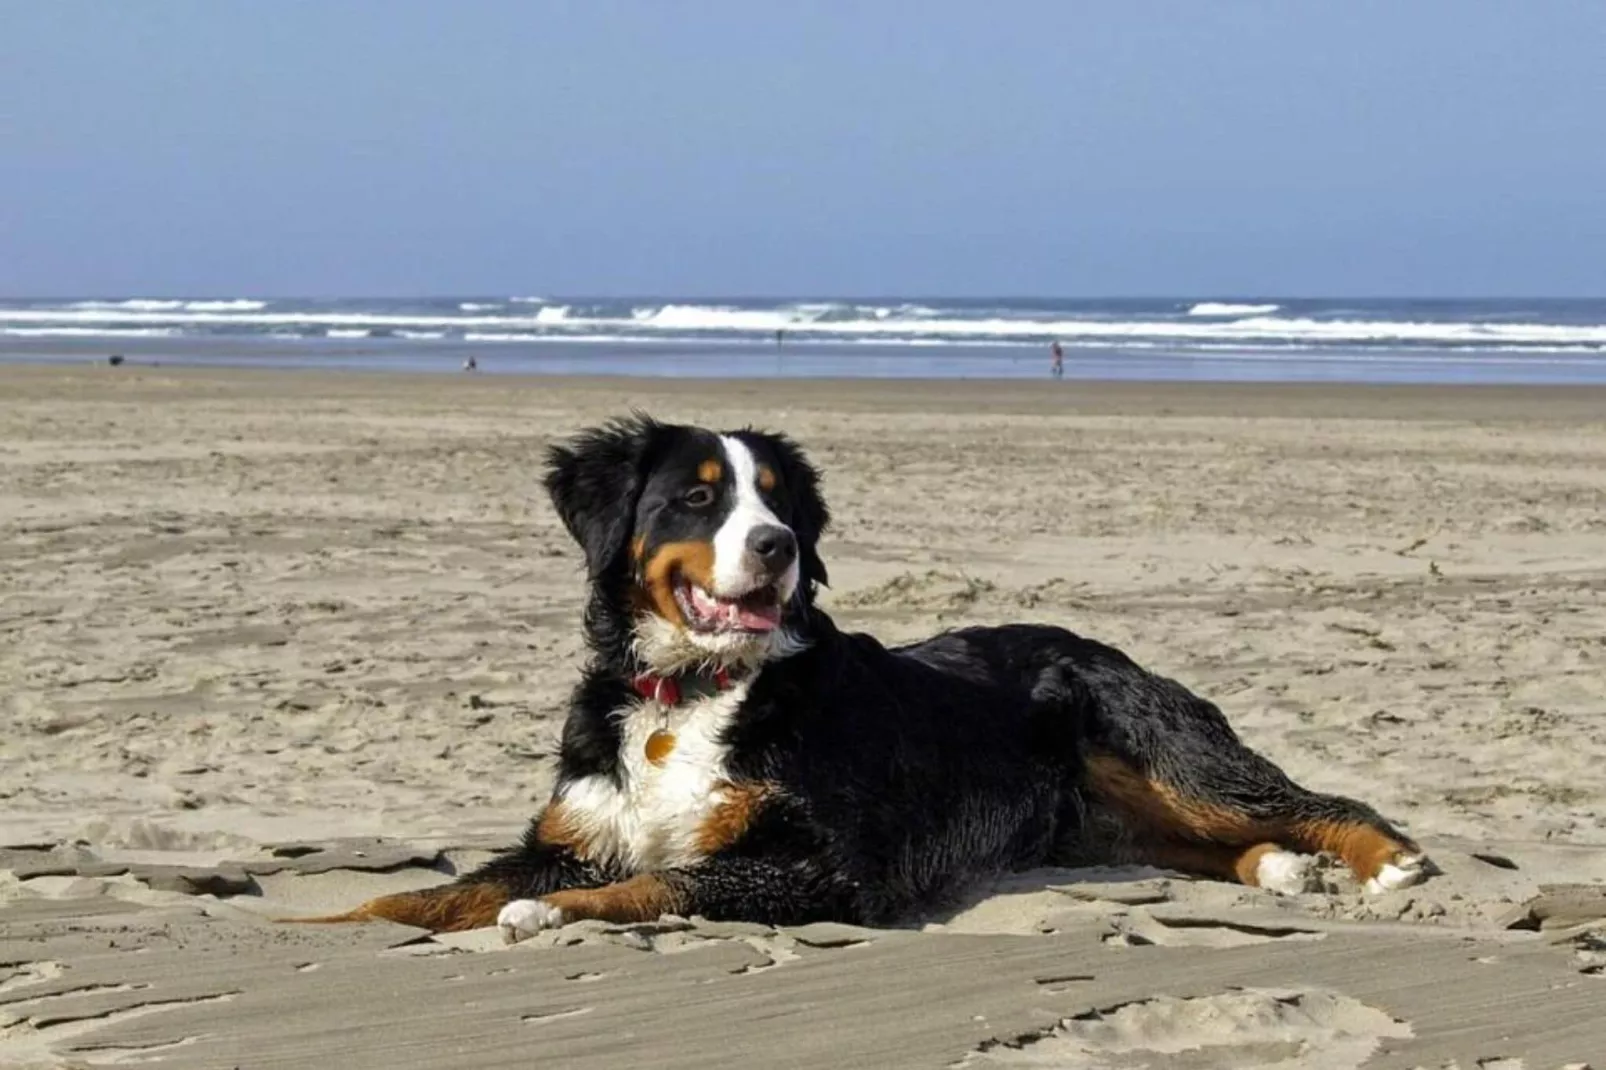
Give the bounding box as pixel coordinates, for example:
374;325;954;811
645;729;676;766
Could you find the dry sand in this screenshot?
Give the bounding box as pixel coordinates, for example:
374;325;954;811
2;363;1604;1069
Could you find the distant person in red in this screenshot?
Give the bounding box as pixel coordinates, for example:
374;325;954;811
1050;340;1064;379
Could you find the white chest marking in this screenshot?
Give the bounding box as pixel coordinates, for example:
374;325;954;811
558;680;747;872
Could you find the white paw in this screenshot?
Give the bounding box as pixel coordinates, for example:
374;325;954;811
1255;849;1318;895
497;898;565;944
1364;853;1428;894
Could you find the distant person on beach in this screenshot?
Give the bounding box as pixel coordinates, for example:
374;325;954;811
1050;341;1064;379
462;355;478;372
775;328;785;348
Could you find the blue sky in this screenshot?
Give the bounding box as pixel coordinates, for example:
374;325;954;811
3;1;1603;296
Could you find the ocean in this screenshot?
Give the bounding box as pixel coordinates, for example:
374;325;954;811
4;296;1606;384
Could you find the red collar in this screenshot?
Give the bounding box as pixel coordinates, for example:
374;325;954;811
631;668;736;706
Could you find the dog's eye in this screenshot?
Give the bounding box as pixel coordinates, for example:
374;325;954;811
683;485;716;508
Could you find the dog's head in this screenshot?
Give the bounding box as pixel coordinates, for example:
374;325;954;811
545;415;829;673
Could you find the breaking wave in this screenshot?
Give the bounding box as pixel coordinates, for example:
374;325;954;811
1187;302;1281;317
66;298;268;312
4;297;1606;356
1;326;183;338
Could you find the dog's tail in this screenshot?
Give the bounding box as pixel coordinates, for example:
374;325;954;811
271;883;510;932
274;907;375;925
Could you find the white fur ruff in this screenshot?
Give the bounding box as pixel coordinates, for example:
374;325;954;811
630;612;807;677
556;680;751;873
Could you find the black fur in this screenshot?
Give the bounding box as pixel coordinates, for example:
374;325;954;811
451;419;1420;928
543;415;666;665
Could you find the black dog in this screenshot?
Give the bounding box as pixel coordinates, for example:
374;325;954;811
316;416;1425;939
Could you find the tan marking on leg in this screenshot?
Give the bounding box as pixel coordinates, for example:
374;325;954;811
756;464;776;492
283;882;510;932
543;874;686;924
1290;819;1415;883
1085;754;1414;886
1085;753;1266;842
695;781;776;855
639;539;717;627
537;802;596;861
630;535;646;563
698;459;723;484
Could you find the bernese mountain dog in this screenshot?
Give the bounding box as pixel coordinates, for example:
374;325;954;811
309;415;1427;942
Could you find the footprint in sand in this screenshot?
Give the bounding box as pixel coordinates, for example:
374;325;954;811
959;987;1410;1070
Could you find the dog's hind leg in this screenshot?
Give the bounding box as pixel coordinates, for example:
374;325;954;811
1083;744;1425;893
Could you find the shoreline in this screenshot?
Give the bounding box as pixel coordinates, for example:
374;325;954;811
7;361;1606;422
7;332;1606;387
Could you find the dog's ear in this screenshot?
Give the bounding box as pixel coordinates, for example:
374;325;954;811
543;415;660;578
760;431;831;591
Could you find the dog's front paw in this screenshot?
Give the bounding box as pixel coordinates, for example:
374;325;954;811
497;898;566;944
1364;852;1428;895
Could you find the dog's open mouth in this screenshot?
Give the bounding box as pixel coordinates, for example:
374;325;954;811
674;576;783;633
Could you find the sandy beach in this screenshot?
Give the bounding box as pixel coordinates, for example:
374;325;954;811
3;363;1604;1068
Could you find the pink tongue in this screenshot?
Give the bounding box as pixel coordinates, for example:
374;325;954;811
731;601;781;632
690;585;780;631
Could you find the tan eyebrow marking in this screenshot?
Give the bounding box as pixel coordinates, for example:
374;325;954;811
697;459;723;483
756;464;777;492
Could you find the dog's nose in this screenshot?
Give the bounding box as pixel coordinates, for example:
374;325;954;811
746;525;797;570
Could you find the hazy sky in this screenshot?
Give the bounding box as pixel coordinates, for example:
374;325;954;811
3;1;1603;296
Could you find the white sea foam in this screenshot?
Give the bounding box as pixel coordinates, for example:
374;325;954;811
66;299;184;311
510;296;548;304
396;330;447;340
460;332;744;345
0;326;181;338
326;328;370;338
1187;302;1281;317
789;302;849;320
640;304;823;331
4;303;1606;349
183;299;267;312
603;305;1606;346
459;302;500;311
65;298;266;312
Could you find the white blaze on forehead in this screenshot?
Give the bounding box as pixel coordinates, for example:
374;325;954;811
712;434;795;596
